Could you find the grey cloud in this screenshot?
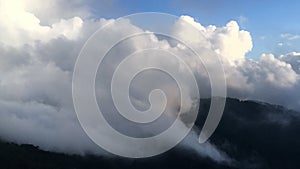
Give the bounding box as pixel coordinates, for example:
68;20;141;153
0;2;300;164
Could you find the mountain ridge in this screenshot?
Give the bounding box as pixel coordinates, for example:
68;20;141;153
0;98;299;169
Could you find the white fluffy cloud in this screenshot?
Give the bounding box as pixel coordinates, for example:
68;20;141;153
171;16;299;110
226;53;299;110
0;3;228;161
0;0;300;163
0;0;88;47
237;53;298;88
173;16;252;61
279;52;300;73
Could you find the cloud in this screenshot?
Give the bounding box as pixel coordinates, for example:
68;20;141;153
277;42;284;46
0;1;300;164
281;33;300;40
219;52;299;110
0;3;231;162
260;36;266;40
0;0;88;47
172;16;253;61
279;52;300;73
170;16;300;110
14;0;90;25
242;53;297;88
237;15;248;28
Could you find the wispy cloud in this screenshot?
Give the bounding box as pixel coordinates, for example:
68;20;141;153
280;33;300;40
260;36;266;40
277;42;284;46
237;15;248;28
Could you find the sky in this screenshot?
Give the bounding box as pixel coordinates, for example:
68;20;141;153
89;0;300;59
0;0;300;164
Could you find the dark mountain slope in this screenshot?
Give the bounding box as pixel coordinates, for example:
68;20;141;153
0;98;299;169
198;98;300;169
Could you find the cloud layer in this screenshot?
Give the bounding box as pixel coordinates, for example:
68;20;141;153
0;0;300;164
